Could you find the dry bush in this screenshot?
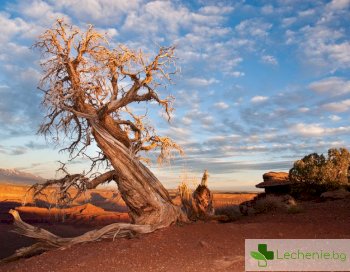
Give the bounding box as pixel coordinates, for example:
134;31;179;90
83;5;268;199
179;170;200;188
215;205;242;221
254;196;283;213
254;195;299;214
178;182;192;202
177;169;200;201
239;194;303;216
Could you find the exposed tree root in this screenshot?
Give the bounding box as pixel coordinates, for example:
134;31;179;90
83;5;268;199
0;209;155;264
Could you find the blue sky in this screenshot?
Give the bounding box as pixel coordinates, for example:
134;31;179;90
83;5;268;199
0;0;350;191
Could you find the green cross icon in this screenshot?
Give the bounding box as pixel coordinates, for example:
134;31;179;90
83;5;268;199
250;243;274;267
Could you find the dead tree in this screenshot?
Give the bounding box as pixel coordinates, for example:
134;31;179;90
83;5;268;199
2;20;218;262
30;19;189;227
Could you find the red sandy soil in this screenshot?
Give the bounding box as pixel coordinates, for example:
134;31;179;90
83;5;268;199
0;198;349;272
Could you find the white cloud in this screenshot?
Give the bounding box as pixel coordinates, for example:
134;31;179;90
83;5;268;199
198;5;234;15
176;35;245;77
298;107;310;113
322;99;350;112
0;42;32;63
298;9;315;17
290;123;350;137
187;77;219;86
122;1;230;36
0;12;31;43
235;18;272;38
309;77;350;96
191;25;231;37
261;5;274;15
53;0;140;24
261;55;278;65
14;0;68;25
97;27;118;38
329;115;342;121
282;17;297;28
201;115;214;126
251;96;269;103
289;4;350;71
166;126;192;142
285;29;296;44
327;0;350;10
231;71;245;77
181;116;192;125
214;102;229;110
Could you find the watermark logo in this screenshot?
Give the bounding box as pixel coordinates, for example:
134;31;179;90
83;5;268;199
250;244;274;267
245;239;350;271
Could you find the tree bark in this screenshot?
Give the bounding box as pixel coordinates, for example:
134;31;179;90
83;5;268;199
91;121;188;227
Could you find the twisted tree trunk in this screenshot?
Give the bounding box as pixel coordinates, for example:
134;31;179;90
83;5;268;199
91;121;188;227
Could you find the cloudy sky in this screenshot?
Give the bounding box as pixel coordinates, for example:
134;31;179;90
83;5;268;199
0;0;350;191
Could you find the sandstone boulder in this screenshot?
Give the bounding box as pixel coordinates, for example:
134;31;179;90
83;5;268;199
262;172;289;183
256;172;291;194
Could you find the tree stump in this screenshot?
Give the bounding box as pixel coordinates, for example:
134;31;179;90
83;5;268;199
181;170;215;220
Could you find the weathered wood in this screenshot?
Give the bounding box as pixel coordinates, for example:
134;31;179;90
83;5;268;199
91;122;187;226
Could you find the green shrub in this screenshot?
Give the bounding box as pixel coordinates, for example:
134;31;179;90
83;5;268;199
289;148;350;196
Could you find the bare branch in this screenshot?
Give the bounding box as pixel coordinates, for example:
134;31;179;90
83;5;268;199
28;174;87;208
36;19;180;165
87;170;118;189
27;169;118;208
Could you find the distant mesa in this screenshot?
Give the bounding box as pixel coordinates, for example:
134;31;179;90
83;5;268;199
256;171;291;194
0;168;44;185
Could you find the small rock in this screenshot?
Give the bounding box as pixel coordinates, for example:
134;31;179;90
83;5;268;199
199;240;209;248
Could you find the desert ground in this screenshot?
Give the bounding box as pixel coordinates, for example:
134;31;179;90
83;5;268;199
0;184;349;272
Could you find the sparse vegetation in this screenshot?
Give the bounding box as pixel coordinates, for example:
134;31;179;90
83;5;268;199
177;169;200;201
178;182;192;203
254;195;284;214
215;205;242;221
253;195;298;214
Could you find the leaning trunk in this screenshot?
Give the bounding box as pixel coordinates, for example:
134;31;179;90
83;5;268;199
92;121;187;227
